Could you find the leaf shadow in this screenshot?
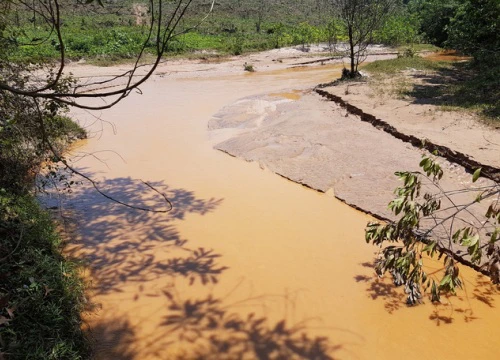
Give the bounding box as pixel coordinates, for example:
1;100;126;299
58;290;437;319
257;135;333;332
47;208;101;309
42;174;226;295
156;292;340;360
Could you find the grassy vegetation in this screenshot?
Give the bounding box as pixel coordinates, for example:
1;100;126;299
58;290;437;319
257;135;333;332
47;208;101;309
7;21;340;63
363;56;449;74
1;64;89;357
396;43;441;53
364;56;499;122
0;192;89;360
3;0;429;64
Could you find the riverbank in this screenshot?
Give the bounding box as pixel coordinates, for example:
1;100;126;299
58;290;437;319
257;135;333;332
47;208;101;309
0;117;89;359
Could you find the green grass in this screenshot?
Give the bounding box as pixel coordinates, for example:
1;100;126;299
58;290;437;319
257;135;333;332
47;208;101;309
3;3;342;64
397;43;442;53
363;56;450;74
0;191;89;359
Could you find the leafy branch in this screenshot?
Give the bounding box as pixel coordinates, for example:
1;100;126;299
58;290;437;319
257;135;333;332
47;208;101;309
366;155;500;305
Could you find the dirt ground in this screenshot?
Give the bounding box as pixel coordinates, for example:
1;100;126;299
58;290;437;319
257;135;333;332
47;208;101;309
322;60;500;169
67;44;397;84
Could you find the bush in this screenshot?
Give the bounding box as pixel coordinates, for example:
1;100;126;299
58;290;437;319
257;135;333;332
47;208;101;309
447;0;500;64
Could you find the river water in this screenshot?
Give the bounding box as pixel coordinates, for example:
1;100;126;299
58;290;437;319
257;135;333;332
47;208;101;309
63;63;500;359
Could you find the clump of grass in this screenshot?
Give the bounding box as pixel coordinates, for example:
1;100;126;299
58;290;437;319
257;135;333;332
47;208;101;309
0;191;89;359
244;62;255;72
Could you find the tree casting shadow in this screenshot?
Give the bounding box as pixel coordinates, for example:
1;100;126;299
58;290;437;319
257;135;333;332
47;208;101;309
356;263;499;325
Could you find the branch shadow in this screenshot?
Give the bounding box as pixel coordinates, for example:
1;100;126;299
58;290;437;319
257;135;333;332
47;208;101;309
471;274;500;308
356;264;499;326
47;174;225;295
154;291;340;360
354;270;405;315
45;174;342;359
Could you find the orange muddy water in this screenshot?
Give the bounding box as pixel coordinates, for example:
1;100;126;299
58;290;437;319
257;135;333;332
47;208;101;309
65;64;500;360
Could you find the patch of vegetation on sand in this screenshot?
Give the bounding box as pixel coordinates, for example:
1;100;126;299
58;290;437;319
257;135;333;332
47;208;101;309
363;56;449;74
364;56;499;122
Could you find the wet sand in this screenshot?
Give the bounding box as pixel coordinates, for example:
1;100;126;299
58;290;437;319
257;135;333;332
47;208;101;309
55;59;500;359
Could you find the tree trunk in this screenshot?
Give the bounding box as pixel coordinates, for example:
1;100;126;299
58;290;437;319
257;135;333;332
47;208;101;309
348;25;355;76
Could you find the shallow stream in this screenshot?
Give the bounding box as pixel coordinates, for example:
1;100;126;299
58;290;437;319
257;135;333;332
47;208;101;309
64;63;500;359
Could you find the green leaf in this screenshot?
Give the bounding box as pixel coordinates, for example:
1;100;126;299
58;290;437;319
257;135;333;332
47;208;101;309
419;157;429;168
439;274;452;288
472;168;481;182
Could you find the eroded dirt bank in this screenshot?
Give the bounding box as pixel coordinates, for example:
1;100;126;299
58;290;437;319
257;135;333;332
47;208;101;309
49;50;500;359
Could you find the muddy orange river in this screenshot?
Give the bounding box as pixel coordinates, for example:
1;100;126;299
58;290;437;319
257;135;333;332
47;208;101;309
64;63;500;359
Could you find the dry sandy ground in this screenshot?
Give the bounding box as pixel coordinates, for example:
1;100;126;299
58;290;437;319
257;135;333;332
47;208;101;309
322;65;500;169
67;44;397;85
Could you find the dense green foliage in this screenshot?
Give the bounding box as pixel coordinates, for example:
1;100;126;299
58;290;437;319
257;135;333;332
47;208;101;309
0;76;86;193
409;0;499;63
447;0;500;64
0;192;89;359
4;0;497;65
373;10;420;46
408;0;460;47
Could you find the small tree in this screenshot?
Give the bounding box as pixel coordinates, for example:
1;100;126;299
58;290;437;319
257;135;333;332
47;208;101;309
331;0;397;77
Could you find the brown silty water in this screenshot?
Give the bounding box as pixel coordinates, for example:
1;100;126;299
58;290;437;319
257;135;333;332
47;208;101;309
60;63;500;359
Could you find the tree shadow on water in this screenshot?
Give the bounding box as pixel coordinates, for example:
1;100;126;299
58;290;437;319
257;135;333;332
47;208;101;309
52;175;225;295
354;274;405;314
150;291;340;360
85;318;139;360
86;288;341;360
47;175;341;359
354;262;405;314
355;263;499;325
